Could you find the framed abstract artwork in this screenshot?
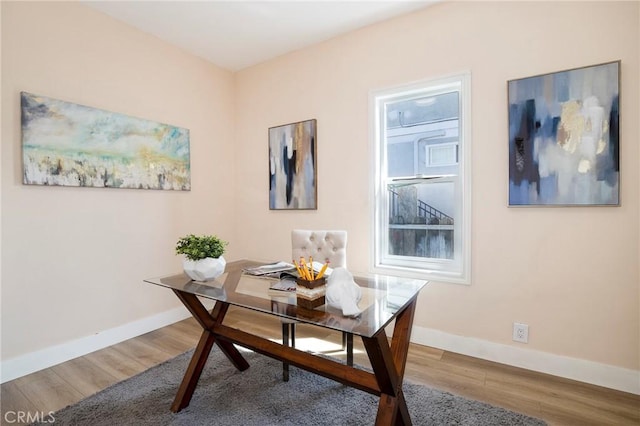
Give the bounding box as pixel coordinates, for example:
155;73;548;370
507;61;620;206
21;92;190;190
268;119;317;210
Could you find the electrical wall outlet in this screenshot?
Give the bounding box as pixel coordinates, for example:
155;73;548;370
513;322;529;343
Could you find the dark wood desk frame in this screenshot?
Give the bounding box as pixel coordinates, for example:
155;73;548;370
162;268;419;425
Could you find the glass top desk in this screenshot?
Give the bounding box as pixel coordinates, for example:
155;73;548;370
144;259;428;425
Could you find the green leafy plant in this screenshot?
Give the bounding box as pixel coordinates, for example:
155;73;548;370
175;234;228;261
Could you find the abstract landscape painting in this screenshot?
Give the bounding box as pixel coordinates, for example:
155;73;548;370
269;119;317;210
508;61;619;206
21;92;190;190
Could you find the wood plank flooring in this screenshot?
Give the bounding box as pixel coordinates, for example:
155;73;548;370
1;307;638;425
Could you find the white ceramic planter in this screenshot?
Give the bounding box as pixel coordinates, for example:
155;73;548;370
183;256;226;282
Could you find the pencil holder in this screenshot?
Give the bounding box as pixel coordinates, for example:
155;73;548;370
296;276;327;309
296;276;326;289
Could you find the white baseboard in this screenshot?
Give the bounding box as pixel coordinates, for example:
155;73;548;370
1;305;198;384
411;325;640;395
3;309;637;396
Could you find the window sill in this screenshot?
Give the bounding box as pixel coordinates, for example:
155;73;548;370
372;264;470;285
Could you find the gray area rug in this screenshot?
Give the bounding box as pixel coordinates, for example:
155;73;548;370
38;348;546;425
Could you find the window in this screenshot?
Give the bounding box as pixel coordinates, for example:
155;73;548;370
427;143;457;167
372;73;471;284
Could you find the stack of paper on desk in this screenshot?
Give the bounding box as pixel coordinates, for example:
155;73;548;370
243;261;333;279
243;262;296;278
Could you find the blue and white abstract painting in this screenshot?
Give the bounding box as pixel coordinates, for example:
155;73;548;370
21;92;190;190
508;61;619;206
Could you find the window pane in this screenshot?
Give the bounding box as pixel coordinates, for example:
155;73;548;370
386;92;459;128
427;143;457;166
388;181;454;259
385;91;459;179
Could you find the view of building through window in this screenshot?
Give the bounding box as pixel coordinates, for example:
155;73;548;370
385;91;459;260
373;73;470;283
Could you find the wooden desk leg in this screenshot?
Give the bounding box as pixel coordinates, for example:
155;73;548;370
282;323;290;382
170;290;249;412
363;298;417;426
389;298;416;382
171;327;216;412
346;333;354;367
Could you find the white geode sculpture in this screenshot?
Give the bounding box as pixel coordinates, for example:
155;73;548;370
326;267;362;317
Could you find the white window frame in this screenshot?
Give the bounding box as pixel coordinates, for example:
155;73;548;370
370;72;472;284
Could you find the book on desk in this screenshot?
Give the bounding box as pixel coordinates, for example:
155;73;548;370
243;261;333;295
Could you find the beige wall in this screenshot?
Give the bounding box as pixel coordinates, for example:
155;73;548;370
1;0;638;387
235;1;639;371
1;2;237;359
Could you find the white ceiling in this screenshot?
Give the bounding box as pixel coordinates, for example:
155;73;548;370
83;1;436;71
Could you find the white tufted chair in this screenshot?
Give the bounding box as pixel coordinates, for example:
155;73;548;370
282;230;351;381
291;230;348;268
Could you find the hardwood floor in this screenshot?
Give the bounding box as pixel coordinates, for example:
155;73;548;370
1;307;638;425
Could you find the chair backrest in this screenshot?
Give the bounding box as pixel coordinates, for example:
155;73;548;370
291;230;347;268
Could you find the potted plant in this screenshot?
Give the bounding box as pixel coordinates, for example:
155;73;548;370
175;234;228;281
